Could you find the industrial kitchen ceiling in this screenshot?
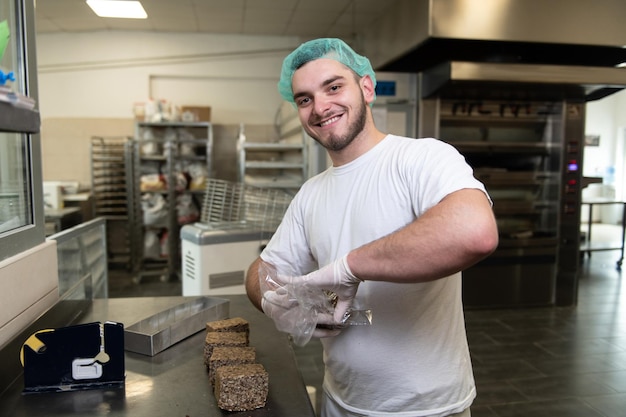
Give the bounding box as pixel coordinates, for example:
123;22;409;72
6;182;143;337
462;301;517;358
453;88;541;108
34;0;402;40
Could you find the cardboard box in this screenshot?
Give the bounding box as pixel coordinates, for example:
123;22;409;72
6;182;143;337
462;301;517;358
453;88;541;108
42;182;63;209
181;106;211;122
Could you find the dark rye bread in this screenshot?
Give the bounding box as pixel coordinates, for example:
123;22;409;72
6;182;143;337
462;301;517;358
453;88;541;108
203;331;248;366
206;317;250;343
214;363;269;412
208;346;256;385
206;317;249;333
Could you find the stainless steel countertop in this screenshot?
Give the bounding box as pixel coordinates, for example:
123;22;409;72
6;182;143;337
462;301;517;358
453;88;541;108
0;295;316;417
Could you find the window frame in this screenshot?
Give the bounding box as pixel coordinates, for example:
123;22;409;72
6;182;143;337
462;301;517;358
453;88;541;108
0;0;44;262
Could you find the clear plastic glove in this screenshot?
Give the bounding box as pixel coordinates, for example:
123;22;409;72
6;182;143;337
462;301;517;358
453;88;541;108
258;257;365;346
261;285;297;327
289;284;342;340
261;286;319;346
259;262;320;346
298;255;362;324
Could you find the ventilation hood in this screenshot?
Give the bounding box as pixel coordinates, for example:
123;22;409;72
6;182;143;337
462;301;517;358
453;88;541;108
420;61;626;101
362;0;626;100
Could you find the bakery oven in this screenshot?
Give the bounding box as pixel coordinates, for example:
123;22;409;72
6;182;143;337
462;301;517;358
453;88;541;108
418;62;598;307
364;0;626;307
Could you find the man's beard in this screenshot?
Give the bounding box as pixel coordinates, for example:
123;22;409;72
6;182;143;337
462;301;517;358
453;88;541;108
308;96;367;152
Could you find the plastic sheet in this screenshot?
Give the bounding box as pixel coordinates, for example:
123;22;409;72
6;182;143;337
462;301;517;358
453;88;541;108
259;262;372;346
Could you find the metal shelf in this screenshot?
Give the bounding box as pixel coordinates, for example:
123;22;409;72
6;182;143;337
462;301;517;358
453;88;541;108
237;123;307;191
132;122;213;282
580;200;626;269
90;136;135;270
243;174;304;189
242;142;304;151
244;161;305;169
0;102;40;133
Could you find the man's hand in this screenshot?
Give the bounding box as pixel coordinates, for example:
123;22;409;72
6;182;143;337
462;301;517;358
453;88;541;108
258;256;362;345
299;255;362;324
261;285;297;327
259;262;320;346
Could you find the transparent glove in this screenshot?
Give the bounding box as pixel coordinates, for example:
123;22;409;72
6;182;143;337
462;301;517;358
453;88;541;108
259;262;320;346
298;255;362;324
259;258;366;346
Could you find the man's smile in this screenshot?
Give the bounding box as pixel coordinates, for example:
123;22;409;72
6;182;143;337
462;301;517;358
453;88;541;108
318;114;342;127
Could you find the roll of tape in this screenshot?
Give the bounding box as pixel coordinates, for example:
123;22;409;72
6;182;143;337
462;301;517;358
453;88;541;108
20;329;54;366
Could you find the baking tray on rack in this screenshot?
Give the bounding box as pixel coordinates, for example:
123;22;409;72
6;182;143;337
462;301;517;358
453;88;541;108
124;296;229;356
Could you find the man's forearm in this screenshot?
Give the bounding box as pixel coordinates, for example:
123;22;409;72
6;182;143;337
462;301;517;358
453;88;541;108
348;189;498;283
245;257;264;312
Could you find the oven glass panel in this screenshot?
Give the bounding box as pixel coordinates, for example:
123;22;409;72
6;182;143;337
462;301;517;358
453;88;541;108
439;99;563;243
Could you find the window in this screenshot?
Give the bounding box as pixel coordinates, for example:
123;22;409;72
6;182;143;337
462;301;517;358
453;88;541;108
0;0;44;262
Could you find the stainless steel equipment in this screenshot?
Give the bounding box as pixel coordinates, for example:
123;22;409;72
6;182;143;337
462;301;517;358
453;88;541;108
181;224;269;296
418;61;602;308
362;0;626;307
181;179;292;297
124;296;229;356
363;0;626;75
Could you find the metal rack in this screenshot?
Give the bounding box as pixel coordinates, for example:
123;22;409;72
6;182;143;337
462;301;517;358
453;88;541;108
237;104;308;191
180;178;293;296
580;200;626;269
131;122;213;282
200;178;293;233
0;102;40;133
90;136;135;270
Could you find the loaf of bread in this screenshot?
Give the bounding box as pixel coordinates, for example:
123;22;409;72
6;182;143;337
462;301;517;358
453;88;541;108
214;363;269;411
208;346;256;385
203;331;248;366
206;317;249;339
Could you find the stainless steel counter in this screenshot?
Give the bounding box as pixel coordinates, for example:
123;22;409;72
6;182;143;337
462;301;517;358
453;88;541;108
0;295;316;417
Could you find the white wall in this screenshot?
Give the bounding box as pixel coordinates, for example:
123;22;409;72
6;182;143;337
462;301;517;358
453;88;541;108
35;31;416;125
585;89;626;200
0;241;58;349
585;92;620;179
584;89;626;224
36;31;301;124
35;30;416;187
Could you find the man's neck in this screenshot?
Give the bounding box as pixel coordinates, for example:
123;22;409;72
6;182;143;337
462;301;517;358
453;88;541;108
329;128;387;167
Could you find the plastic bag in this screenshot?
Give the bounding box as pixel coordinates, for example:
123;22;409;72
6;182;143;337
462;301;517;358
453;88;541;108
187;162;208;191
259;262;318;346
259;262;372;346
141;128;161;156
321;291;373;328
140;173;166;191
177;128;197;156
144;229;161;259
176;193;199;225
142;193;168;227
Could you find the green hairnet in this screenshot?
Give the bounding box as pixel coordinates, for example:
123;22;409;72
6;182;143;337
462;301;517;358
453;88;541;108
278;38;377;105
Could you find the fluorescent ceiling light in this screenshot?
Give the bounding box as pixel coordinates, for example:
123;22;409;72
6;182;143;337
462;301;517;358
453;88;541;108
86;0;148;19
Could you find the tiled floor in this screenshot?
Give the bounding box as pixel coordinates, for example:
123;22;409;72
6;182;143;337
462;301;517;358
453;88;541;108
109;224;626;417
466;245;626;417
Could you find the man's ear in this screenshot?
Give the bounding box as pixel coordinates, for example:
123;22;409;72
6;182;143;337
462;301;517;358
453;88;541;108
360;75;376;105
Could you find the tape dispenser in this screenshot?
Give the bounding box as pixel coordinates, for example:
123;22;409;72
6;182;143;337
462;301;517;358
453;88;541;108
20;321;125;393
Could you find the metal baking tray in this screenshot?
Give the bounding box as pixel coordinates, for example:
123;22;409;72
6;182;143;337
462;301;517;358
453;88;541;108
124;297;230;356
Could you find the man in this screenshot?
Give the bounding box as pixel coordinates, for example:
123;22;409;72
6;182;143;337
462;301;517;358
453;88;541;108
245;38;498;417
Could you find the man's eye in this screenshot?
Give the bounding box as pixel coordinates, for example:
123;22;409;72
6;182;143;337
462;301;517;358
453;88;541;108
330;85;340;92
296;97;310;106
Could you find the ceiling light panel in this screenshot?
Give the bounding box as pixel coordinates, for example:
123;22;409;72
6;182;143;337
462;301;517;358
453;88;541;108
86;0;148;19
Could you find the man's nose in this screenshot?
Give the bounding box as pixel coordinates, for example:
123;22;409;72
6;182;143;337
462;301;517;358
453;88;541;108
313;95;331;116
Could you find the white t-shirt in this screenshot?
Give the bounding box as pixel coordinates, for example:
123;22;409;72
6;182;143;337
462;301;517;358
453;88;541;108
261;135;489;417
